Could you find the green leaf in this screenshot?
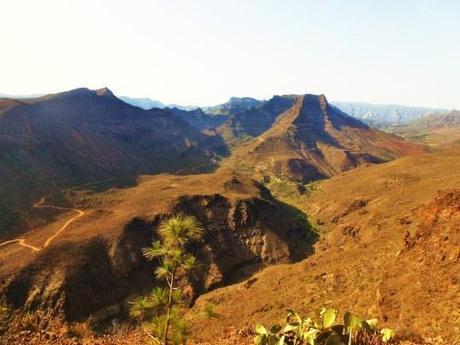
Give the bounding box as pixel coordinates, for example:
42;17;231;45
302;328;320;345
380;328;395;342
254;334;265;345
365;319;379;329
154;263;173;280
158;214;203;247
128;296;150;319
255;324;268;335
282;323;299;333
343;312;363;334
277;335;286;345
181;254;197;271
142;241;167;261
286;309;302;326
320;308;337;328
148;287;168;308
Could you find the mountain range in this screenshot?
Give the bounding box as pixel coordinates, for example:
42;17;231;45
225;94;426;182
386;110;460;147
0;88;426;231
331;101;447;126
0;86;458;344
0;88;226;233
119;95;450;126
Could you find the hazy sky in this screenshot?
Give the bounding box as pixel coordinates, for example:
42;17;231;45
1;0;459;108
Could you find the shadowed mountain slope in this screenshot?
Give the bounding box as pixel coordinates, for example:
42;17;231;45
217;95;297;145
0;171;316;323
226;94;427;182
0;88;227;233
168;107;229;131
205;96;264;116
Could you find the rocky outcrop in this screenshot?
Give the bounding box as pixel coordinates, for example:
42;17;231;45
0;178;316;323
229;94;427;183
170;190;316;292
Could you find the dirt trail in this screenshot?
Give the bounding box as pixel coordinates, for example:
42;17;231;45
0;197;85;252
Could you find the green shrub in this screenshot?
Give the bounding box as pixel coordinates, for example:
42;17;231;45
254;308;395;345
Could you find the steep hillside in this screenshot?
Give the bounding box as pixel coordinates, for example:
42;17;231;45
387;110;460;147
168;107;229;131
227;94;426;182
119;96;165;109
217;95;297;145
191;147;460;344
0;171;316;324
0;88;227;234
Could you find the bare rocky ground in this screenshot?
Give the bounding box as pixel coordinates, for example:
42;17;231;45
188;147;460;344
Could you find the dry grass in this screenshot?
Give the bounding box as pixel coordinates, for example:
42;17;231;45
188;147;460;344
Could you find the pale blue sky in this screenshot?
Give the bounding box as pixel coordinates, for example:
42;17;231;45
1;0;459;108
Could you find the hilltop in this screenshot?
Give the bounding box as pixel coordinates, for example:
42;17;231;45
225;94;426;182
0;88;227;235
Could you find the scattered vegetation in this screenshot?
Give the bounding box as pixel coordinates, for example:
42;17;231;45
0;201;23;233
130;214;204;345
202;303;217;319
254;308;394;345
266;176;321;204
233;159;256;172
266;176;321;236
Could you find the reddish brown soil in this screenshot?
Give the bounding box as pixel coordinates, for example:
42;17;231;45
225;94;427;182
189;147;460;344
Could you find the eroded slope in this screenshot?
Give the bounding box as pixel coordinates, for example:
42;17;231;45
190;148;460;343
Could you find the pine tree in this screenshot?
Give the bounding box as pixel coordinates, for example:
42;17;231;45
130;214;203;345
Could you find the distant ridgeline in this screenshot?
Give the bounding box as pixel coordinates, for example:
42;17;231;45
0;87;435;234
0;88;227;234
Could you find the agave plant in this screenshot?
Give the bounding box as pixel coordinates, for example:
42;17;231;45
254;308;395;345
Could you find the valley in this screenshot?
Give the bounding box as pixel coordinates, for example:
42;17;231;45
0;89;458;345
190;146;460;344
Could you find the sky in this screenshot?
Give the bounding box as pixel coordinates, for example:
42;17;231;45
1;0;459;108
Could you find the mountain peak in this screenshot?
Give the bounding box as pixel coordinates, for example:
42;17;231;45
300;94;329;112
56;87;115;98
95;87;115;97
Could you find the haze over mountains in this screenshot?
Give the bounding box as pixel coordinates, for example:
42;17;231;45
0;88;226;232
119;94;450;127
387;110;460;147
225;94;426;182
0;86;458;344
3;91;453;128
0;87;428;234
331;101;447;126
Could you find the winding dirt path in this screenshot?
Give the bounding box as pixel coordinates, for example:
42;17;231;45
0;197;85;252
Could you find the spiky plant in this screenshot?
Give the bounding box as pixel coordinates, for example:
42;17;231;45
130;214;203;345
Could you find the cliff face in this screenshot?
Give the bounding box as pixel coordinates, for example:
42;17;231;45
0;176;316;322
217;95;296;145
229;94;427;182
